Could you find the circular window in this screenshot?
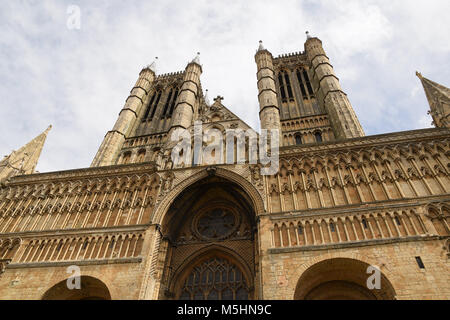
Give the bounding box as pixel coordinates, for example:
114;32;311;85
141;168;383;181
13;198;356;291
195;208;238;240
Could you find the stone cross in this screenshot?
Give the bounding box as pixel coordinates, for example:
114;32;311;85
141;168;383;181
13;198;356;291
214;96;224;104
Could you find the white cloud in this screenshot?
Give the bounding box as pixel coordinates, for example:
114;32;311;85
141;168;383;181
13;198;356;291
0;0;449;173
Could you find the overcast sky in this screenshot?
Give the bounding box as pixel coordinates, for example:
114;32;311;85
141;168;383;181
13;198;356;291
0;0;449;173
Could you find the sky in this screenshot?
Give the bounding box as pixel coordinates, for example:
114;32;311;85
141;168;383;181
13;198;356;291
0;0;449;174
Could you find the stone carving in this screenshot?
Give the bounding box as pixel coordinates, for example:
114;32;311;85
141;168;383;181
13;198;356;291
249;165;263;187
161;172;175;194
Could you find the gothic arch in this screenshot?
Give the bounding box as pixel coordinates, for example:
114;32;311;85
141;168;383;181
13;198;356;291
151;167;265;225
154;169;261;300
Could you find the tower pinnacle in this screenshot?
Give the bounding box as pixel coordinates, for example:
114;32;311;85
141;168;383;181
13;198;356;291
417;71;450;128
204;89;211;107
257;40;265;51
0;125;52;183
192;52;201;65
306;31;312;40
146;57;158;73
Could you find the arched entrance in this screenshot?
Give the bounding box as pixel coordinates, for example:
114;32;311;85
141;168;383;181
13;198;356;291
42;276;111;300
157;174;258;300
294;258;396;300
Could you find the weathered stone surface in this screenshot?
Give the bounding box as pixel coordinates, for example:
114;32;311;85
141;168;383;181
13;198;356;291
1;36;449;300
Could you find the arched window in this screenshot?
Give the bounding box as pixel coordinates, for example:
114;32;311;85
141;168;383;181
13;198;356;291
137;149;146;162
362;218;368;229
295;134;302;145
178;257;249;300
296;70;308;99
284;72;294;101
167;88;179;117
314;131;323;143
122;152;132;164
161;89;173;118
303;70;314;96
278;74;287;102
149;91;162;119
142;91;157;121
330;222;335;232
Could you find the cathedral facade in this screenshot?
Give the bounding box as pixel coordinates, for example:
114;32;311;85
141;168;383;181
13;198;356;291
0;34;449;300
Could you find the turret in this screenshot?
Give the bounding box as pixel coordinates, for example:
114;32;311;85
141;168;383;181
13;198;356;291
169;53;202;135
304;32;364;139
91;61;157;167
255;41;282;137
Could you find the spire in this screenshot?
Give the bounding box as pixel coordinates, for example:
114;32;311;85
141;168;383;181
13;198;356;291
146;57;158;73
192;52;201;65
0;125;51;183
417;71;450;128
204;89;211;107
257;40;265;51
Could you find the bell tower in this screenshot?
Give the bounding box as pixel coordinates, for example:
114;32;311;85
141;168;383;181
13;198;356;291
260;32;365;147
91;54;205;168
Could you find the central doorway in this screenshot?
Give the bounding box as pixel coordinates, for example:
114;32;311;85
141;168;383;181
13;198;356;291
158;175;258;300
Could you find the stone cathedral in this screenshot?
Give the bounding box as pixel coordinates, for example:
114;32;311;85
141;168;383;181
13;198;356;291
0;33;449;300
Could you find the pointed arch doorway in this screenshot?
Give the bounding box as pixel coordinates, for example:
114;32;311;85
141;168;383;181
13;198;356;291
157;174;259;300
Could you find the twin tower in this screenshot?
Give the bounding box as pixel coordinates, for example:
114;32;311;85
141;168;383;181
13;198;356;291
91;33;365;168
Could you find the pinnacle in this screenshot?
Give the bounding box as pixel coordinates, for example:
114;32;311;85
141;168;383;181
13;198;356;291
192;52;201;65
146;57;158;73
204;89;211;107
258;40;265;51
306;31;312;40
0;125;51;182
